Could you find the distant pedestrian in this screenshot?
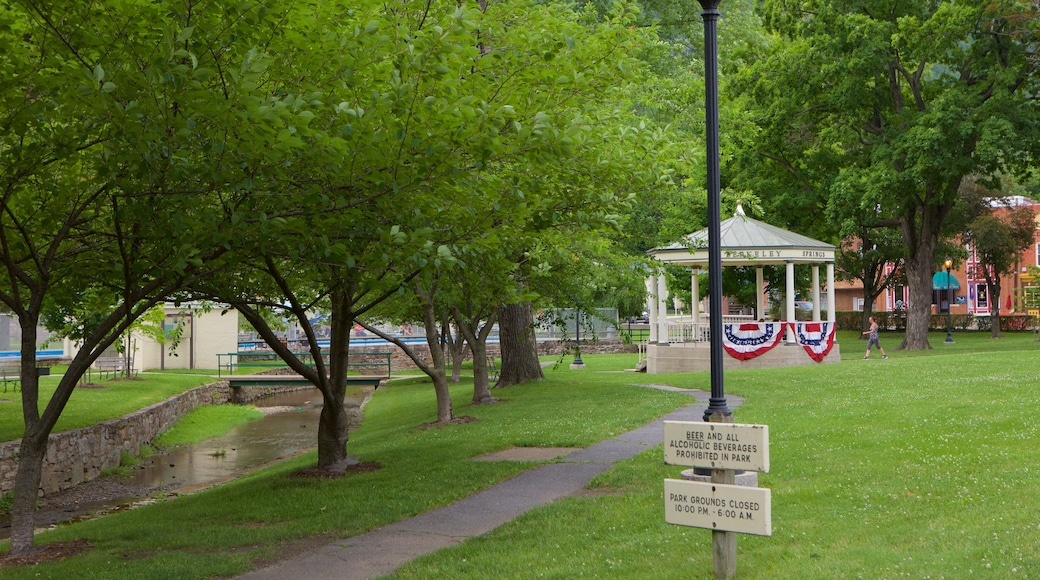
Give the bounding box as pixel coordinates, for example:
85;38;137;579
861;316;888;360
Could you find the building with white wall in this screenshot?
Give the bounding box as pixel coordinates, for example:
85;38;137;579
134;303;238;371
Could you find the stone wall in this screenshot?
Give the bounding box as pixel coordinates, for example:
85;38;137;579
351;338;638;370
0;380;308;497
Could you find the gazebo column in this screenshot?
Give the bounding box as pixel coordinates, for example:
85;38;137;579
657;271;670;345
827;261;836;323
811;264;821;322
691;269;701;324
785;261;796;342
646;275;658;344
755;266;765;320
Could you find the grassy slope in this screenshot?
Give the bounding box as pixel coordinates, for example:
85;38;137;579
0;373;219;442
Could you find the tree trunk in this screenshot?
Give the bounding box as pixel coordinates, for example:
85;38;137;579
470;341;493;403
316;400;350;467
443;318;466;383
496;303;544;387
898;196;949;350
420;300;454;422
8;316;43;557
900;247;935;350
991;280;1003;338
8;433;45;557
317;292;353;469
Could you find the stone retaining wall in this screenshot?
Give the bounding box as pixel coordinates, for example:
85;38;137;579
0;380;308;497
351;338;638;369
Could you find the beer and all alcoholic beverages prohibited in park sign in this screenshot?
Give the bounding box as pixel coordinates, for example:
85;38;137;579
665;479;772;536
663;421;769;473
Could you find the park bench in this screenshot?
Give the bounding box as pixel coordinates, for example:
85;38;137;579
0;360;20;393
93;356;129;380
0;360;52;392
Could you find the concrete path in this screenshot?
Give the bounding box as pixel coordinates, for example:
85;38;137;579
240;386;740;580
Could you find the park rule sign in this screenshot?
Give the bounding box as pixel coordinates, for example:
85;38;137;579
663;421;769;473
665;479;772;536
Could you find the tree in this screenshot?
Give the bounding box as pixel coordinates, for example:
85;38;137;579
734;1;1040;349
834;229;906;330
0;0;290;555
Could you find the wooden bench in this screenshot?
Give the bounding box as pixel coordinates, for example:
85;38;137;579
0;362;52;393
93;356;129;380
0;361;19;393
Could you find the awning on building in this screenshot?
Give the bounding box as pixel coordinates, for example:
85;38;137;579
932;271;961;291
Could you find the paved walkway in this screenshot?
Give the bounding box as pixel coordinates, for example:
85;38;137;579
241;385;741;580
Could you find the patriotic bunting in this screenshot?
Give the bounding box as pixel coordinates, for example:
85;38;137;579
721;322;786;361
792;321;835;362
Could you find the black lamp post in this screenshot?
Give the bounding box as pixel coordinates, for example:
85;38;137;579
698;0;729;421
944;257;954;344
571;308;585;368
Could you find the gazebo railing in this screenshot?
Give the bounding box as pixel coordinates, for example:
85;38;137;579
665;315;756;343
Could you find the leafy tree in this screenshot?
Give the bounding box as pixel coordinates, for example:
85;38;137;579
734;1;1040;349
0;0;289;555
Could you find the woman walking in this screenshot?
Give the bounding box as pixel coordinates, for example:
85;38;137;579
862;315;888;360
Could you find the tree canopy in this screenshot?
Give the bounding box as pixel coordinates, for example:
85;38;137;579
731;0;1040;349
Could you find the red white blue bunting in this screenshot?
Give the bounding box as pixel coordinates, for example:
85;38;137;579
792;321;835;362
721;322;786;361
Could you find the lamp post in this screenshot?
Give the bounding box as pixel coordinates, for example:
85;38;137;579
571;308;585;369
944;257;954;344
698;0;730;423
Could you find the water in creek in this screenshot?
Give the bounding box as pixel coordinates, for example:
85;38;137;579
124;386;368;490
0;386;369;538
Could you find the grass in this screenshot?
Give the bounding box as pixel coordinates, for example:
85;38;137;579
3;330;1039;578
0;373;220;442
389;331;1040;578
153;405;265;448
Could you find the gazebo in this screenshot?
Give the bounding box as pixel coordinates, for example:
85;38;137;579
644;208;842;373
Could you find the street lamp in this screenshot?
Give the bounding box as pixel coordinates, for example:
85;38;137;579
571;308;585;369
698;0;730;422
944;257;954;344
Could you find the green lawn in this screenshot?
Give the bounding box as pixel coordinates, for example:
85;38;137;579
0;372;219;442
3;331;1039;578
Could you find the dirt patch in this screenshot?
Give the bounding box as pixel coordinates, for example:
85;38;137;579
418;415;478;429
472;446;580;462
574;487;626;498
1;539;92;567
287;461;382;480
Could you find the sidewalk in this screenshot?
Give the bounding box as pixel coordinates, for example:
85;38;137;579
241;385;741;580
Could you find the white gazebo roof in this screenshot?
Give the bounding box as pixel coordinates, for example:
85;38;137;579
649;211;835;266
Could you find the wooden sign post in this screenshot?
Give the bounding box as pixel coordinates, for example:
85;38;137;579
664;417;771;579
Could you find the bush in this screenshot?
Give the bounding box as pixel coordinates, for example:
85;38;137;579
975;314;1034;332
